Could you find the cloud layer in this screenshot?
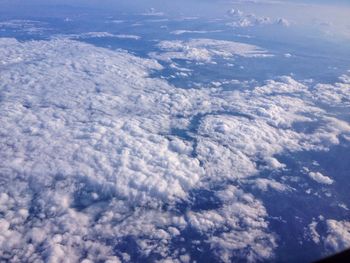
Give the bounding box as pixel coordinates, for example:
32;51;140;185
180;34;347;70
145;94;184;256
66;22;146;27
149;38;271;63
0;37;349;262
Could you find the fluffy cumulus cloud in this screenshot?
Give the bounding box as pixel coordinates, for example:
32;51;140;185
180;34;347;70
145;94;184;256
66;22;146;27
307;218;350;254
149;38;272;63
188;186;276;262
227;8;290;28
324;220;350;252
0;37;274;262
0;36;350;262
308;172;334;185
0;38;202;261
313;75;350;105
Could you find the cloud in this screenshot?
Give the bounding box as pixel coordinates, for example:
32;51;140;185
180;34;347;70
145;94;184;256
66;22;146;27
0;19;47;34
0;37;203;261
308;172;334;185
226;8;290;28
246;178;290;192
0;36;350;261
308;218;350;254
55;32;141;40
325;220;350;252
142;7;165;16
307;219;321;244
188;186;276;263
170;30;222;35
313;76;350;105
149;38;272;63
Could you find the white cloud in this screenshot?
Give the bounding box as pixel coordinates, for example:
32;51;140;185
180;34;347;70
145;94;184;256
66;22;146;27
0;19;47;34
313;77;350;106
308;218;350;254
114;34;141;40
308;172;334;185
0;36;350;261
170;30;222;35
142;7;165;17
247;178;290;192
188;186;276;263
0;38;203;261
55;32;141;40
149;38;272;63
307;219;321;244
325;220;350;252
226;8;290;28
